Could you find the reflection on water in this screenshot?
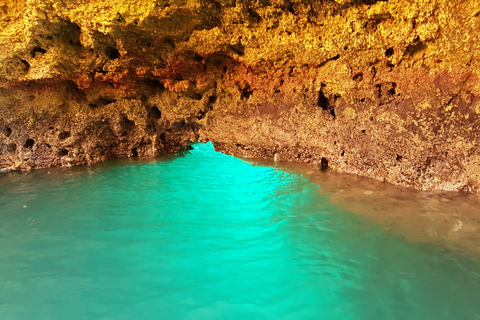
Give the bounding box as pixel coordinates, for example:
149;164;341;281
253;159;480;256
0;142;479;320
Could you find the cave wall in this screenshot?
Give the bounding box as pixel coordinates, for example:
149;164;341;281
1;0;480;192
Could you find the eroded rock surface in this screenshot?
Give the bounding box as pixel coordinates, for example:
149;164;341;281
1;0;480;192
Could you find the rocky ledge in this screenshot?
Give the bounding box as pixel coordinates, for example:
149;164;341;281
1;0;479;192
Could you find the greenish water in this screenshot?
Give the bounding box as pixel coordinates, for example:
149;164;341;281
0;142;479;320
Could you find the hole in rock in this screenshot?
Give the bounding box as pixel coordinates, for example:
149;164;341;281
240;84;253;100
341;150;345;157
31;47;47;57
149;107;162;119
396;155;403;161
361;130;366;134
385;47;394;57
405;41;427;56
24;139;34;149
131;148;138;157
353;73;363;82
4;127;11;137
58;131;71;140
317;91;328;110
106;47;120;59
59;149;69;156
144;79;165;91
229;43;245;56
208;95;217;104
193;53;203;62
320;157;329;171
20;59;30;72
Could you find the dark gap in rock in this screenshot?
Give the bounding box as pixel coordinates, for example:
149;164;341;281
280;79;284;85
386;61;394;68
31;47;47;57
149;106;162;119
185;91;203;100
7;143;17;153
385;47;394;57
353;72;363;81
405;41;427;56
49;126;54;130
20;59;30;71
320;157;329;171
396;154;403;161
344;46;348;50
361;98;365;102
24;139;34;149
46;143;51;148
387;87;396;96
58;131;71;140
317;91;329;110
341;150;345;157
116;12;125;23
223;66;228;73
331;54;340;60
193;53;203;62
287;3;295;14
247;7;262;23
59;149;69;156
106;47;120;59
334;141;337;145
474;11;480;17
4;127;11;137
229;43;245;56
131;148;138;157
120;115;135;132
370;116;374;121
375;84;382;98
174;73;184;81
89;97;116;109
240;83;253;100
208;95;217;104
361;129;366;134
144;78;165;92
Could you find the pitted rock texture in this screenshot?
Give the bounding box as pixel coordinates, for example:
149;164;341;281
1;0;480;192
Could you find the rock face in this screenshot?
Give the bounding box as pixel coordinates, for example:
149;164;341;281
1;0;479;192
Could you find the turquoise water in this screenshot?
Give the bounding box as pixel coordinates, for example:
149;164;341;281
1;142;480;320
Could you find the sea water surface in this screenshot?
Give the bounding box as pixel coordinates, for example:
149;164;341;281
0;142;479;320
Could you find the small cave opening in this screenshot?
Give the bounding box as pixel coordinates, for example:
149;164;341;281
385;47;394;57
240;83;253;100
58;131;71;140
353;72;363;82
320;157;329;171
4;127;11;137
106;47;120;60
59;149;69;156
24;139;34;149
149;106;162;119
131;148;138;157
31;47;47;58
144;78;165;91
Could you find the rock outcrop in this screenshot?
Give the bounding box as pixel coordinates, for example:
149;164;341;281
1;0;480;192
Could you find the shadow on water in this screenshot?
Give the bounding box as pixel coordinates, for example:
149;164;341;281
0;142;479;320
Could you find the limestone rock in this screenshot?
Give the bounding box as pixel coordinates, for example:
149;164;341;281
1;0;480;192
